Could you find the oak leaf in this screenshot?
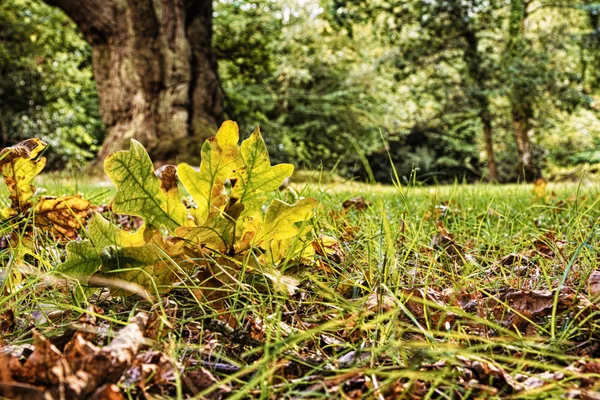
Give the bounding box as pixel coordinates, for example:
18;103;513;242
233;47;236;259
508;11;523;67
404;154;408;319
104;141;188;232
0;138;46;218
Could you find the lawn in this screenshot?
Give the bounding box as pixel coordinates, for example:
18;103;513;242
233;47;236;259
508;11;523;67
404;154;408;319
2;172;600;399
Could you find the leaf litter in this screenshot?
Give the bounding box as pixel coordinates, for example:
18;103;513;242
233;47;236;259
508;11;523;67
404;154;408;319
3;126;600;398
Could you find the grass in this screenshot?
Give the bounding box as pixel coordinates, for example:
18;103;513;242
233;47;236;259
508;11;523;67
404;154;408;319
2;175;600;398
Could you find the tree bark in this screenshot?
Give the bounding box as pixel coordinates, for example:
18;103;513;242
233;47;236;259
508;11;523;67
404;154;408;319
462;27;498;181
43;0;223;164
507;0;537;180
482;117;497;181
512;105;533;177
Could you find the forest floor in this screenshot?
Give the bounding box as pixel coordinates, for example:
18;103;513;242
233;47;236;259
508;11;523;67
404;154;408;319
2;177;600;399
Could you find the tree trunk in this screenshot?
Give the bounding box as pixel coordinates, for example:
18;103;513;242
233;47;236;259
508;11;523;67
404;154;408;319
507;0;537;181
482;117;497;182
585;0;599;91
462;27;498;181
512;105;534;179
43;0;223;164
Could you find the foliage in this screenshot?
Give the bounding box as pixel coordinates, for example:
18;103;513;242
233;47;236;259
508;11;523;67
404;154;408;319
0;0;103;169
366;114;481;184
2;0;600;182
215;0;387;176
331;0;600;182
56;121;318;297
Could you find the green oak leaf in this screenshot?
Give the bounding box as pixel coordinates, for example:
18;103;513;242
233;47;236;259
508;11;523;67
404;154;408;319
254;198;318;246
87;212;146;249
55;240;101;285
55;213;147;284
254;198;317;265
57;120;319;298
176;209;239;254
230;127;294;250
178;120;243;225
104;140;188;232
96;237;188;294
232;126;294;211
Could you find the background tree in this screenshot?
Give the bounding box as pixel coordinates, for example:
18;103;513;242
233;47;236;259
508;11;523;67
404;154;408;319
215;0;388;176
41;0;222;164
332;0;600;182
2;0;599;182
505;0;538;180
332;0;504;181
0;0;103;167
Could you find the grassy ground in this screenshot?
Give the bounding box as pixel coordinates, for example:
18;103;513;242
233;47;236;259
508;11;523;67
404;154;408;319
2;176;600;398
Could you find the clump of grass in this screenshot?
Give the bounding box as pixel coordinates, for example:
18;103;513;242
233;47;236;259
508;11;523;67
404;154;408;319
2;178;600;398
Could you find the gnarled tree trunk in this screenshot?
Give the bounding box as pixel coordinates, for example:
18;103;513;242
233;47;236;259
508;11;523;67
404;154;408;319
44;0;223;164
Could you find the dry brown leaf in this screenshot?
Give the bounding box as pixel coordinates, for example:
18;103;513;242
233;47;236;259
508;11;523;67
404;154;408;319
122;351;177;395
364;290;396;313
0;308;15;336
89;384;125;400
34;195;91;240
400;288;457;326
456;355;522;392
432;221;465;261
532;232;567;258
342;196;371;212
489;289;581;333
516;370;564;391
493;250;537;269
14;331;71;386
313;234;345;264
144;300;178;341
182;367;231;398
589;271;600;298
1;312;149;399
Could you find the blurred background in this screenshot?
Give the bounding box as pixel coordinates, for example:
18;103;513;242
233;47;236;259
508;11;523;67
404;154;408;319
0;0;599;184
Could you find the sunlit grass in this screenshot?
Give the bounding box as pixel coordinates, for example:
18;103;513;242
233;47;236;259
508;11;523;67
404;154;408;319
2;174;600;397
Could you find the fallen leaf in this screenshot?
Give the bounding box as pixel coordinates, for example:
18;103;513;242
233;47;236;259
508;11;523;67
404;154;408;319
533;178;547;199
0;308;14;335
456;355;522;392
104;139;188;232
342;196;371;212
589;271;600;298
34;195;90;240
122;351;177;395
1;312;149;399
89;384;125;400
182;367;230;398
0;138;46;217
313;235;345;264
489;289;576;332
178;120;243;225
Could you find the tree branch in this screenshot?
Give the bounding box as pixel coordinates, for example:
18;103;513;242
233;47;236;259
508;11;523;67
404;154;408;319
43;0;114;42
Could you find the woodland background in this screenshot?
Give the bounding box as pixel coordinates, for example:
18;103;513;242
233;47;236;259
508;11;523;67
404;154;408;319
1;0;599;184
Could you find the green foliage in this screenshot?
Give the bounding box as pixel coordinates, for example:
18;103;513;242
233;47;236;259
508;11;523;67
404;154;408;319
0;0;103;169
366;114;481;184
3;0;600;182
56;121;318;296
215;0;387;176
332;0;600;182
